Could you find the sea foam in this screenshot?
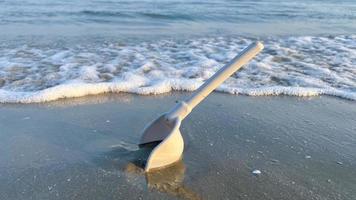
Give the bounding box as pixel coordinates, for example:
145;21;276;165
0;35;355;103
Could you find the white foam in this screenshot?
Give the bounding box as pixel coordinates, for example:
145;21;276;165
0;35;355;103
1;83;354;104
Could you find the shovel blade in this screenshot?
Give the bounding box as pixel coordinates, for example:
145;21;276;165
140;114;175;145
139;115;184;172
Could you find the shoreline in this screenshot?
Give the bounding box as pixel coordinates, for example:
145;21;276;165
1;85;355;104
0;93;355;199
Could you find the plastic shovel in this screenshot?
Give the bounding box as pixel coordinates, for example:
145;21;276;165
139;41;264;172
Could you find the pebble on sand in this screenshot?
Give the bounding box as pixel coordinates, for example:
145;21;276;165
305;155;311;159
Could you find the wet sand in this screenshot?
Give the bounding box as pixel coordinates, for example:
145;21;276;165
0;93;355;200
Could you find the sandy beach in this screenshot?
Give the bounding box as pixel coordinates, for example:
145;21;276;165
0;93;355;200
1;0;355;199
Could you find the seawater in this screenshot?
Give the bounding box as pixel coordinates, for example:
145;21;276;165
0;0;355;102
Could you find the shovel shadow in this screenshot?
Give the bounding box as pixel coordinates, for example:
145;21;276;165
93;143;201;200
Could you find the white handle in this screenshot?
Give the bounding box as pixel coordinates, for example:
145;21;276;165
166;41;264;121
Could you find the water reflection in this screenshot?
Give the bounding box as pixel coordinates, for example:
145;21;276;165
146;161;201;200
96;143;201;199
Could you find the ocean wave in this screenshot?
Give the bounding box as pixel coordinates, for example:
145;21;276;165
0;35;355;103
78;10;131;18
140;12;194;21
78;10;194;21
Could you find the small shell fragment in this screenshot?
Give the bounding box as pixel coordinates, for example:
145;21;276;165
252;170;261;175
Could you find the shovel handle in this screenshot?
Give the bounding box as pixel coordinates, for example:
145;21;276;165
167;41;264;121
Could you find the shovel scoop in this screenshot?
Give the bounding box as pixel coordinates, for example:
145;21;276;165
139;41;264;172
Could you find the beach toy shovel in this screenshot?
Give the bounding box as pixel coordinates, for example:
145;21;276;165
139;41;264;172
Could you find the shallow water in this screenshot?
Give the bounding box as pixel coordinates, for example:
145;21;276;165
1;0;356;36
0;93;355;199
